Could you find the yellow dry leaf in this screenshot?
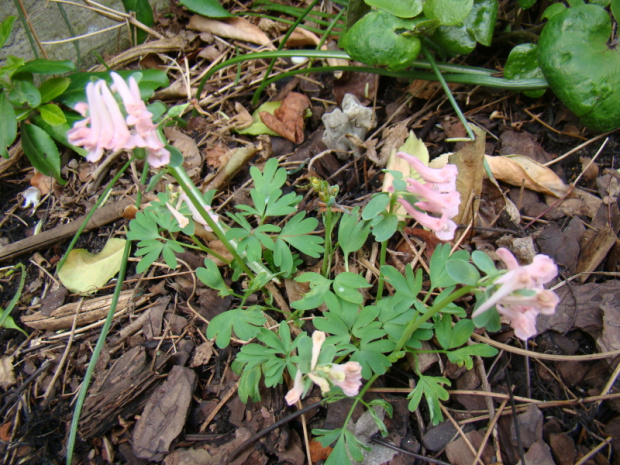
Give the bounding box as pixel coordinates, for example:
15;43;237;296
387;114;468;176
58;238;127;294
0;356;16;390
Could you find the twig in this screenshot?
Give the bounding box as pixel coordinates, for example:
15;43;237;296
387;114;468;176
472;399;508;465
471;333;620;361
42;299;83;407
574;436;613;465
369;437;452;465
199;381;239;433
440;404;485;465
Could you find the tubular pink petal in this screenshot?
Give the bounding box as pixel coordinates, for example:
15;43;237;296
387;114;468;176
311;331;326;371
327;362;363;397
396;152;458;186
285;370;304;406
496;248;520;270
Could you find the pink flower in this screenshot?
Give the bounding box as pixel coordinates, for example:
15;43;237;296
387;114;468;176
394;152;461;241
285;370;305;406
326;362;363;396
68;72;170;167
397;152;457;190
473;248;559;340
68;80;132;162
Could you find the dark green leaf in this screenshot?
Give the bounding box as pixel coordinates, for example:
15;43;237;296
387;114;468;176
338;206;370;261
178;0;233;17
9;79;41;108
424;0;474;25
16;59;75;75
364;0;422;18
407;375;451;425
20;122;64;183
0;16;16;49
38;77;71;103
238;365;262;402
0;94;17;158
505;43;546;98
518;0;537;9
446;343;498;369
122;0;154;44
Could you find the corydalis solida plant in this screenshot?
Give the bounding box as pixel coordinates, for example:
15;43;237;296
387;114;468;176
67;72;170;167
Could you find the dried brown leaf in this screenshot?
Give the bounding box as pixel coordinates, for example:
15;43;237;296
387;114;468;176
0;356;16;390
485;155;569;197
188;16;274;48
259;92;311;144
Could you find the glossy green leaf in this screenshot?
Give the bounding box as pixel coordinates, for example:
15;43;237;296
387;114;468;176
517;0;536;9
0;16;16;49
31;113;86;156
20;122;64;183
505;43;546;98
612;0;620;21
340;10;422;71
38;103;66;126
423;0;473;25
178;0;233;17
538;4;620;131
364;0;423;18
9;79;41;108
0;94;17;158
38;77;71;103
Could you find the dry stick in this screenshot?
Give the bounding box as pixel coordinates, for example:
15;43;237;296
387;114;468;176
473;399;508;465
574;436;613;465
297;399;312;465
199;380;239;433
369;437;452;465
471;333;620;361
597;360;620;409
439;404;485;465
42;298;83;407
544;129;618;167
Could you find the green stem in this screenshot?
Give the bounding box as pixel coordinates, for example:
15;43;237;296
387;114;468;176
0;263;25;328
393;285;474;353
321;209;336;277
66;160;148;465
423;48;475;141
188;235;230;264
57;158;133;272
168;165;255;279
197;49;536;102
374;240;388;302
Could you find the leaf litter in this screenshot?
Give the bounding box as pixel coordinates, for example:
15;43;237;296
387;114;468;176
0;2;620;465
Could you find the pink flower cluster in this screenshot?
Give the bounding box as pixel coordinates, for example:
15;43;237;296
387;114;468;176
472;248;559;340
395;152;461;241
285;331;363;406
67;72;169;167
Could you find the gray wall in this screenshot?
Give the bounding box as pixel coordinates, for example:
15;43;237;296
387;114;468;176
1;0;170;69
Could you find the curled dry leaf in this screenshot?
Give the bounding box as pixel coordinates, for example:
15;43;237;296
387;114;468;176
188;16;274;49
485;155;569;197
30;170;53;195
432;153;569;197
0;356;16;390
259;92;311;144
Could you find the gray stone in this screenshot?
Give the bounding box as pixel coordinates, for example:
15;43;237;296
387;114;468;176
0;0;169;69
